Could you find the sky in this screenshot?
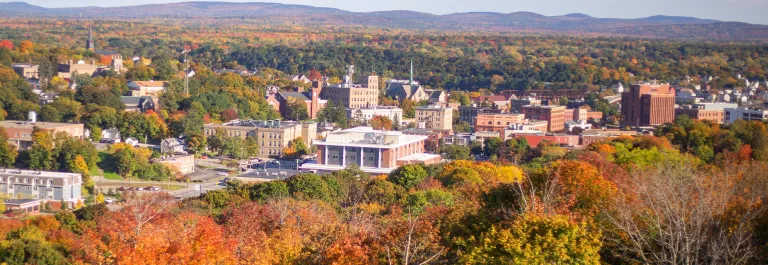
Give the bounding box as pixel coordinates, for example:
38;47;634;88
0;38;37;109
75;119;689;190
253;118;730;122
9;0;768;25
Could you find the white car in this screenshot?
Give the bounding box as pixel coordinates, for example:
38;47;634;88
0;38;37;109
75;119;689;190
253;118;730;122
104;198;114;204
217;172;228;176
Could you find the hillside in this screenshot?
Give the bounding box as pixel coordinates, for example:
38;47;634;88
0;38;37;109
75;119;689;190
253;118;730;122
0;1;766;39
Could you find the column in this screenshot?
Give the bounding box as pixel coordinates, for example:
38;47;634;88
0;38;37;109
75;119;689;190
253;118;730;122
360;148;364;167
378;148;382;168
342;147;346;166
324;145;328;165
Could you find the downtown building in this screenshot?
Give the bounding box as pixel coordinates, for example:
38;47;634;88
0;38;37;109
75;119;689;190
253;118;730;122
302;127;441;174
620;82;676;127
204;120;317;158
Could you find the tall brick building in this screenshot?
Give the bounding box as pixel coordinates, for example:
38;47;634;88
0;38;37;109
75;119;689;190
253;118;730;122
521;105;566;132
620;83;676;127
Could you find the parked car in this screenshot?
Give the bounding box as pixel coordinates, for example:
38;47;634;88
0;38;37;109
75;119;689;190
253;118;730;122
117;186;127;191
200;155;208;159
146;186;160;191
105;198;114;204
217;172;228;176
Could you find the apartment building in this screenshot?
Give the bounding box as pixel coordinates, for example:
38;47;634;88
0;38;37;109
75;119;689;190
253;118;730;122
0;169;82;203
724;107;768;124
415;105;453;131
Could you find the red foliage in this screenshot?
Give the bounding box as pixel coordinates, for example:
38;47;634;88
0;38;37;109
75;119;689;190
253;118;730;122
0;40;12;50
220;108;239;122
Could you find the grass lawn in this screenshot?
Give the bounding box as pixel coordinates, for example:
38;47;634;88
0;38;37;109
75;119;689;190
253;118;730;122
96;152;123;180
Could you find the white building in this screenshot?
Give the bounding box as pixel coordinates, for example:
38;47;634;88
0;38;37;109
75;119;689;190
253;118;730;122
128;81;167;97
302;127;441;174
565;120;593;132
724;108;768;124
347;106;404;125
0;169;82;203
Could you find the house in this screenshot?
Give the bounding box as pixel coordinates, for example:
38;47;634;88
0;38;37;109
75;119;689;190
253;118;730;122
39;92;59;105
101;128;121;141
265;85;280;111
426;90;447;105
125;137;139;146
160;138;185;155
128;81;167;97
291;75;311;83
121;96;157;112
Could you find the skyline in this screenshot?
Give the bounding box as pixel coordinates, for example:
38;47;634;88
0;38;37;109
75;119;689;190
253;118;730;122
5;0;768;25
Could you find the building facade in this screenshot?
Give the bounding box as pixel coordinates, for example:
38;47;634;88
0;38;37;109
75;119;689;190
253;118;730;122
204;120;317;158
724;108;768;124
347;107;404;125
620;83;676;127
0;169;82;202
474;113;527;134
303;127;441;174
458;106;501;125
521;105;566;132
128;81;168;97
12;64;39;79
1;120;85;150
57;60;99;79
94;51;124;72
415;105;453;131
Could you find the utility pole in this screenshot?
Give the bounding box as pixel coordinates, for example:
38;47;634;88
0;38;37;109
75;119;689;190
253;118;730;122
183;52;189;94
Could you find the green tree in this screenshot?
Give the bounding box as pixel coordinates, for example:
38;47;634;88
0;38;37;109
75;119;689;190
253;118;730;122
441;144;472;160
284;97;309;121
0;239;68;265
388;164;428;190
460;214;601;265
0;127;18;167
287;173;330;201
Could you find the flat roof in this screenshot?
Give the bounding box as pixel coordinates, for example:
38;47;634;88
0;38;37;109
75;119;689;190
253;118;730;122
0;169;81;179
0;120;83;130
397;153;441;162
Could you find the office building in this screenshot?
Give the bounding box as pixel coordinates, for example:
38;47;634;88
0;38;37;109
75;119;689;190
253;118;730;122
620;83;676;127
204;120;317;158
675;103;737;124
724;107;768;124
522;105;566;132
303;127;441;174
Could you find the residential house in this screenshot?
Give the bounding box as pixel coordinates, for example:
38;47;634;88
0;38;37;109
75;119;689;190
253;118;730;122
128;81;167;97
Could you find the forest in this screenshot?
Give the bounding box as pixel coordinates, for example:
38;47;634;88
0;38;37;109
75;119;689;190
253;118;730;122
1;18;768;264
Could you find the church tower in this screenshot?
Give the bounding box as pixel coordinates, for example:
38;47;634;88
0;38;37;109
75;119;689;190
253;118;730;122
86;25;94;51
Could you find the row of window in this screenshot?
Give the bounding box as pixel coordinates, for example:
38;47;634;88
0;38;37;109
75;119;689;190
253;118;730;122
0;177;54;185
0;184;53;192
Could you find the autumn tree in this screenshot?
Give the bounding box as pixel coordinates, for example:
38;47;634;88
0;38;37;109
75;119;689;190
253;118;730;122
0;127;17;167
370;115;393;130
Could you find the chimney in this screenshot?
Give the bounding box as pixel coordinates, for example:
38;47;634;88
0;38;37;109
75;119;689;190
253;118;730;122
69;60;73;65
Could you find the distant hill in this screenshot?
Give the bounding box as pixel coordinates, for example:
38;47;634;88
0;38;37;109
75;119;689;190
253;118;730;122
1;1;766;40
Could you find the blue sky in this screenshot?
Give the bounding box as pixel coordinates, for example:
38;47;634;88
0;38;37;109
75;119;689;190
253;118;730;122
11;0;768;25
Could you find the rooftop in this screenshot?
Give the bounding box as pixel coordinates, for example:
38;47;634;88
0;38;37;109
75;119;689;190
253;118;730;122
211;119;304;129
0;120;82;130
3;199;41;205
12;63;38;68
319;127;427;147
129;81;167;87
0;169;81;179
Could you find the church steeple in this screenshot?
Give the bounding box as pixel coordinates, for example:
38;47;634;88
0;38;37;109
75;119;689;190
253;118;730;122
86;25;94;51
409;59;414;86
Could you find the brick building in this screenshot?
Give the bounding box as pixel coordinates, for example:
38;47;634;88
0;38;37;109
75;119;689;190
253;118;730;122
620;83;676;127
473;113;527;134
521;105;566;132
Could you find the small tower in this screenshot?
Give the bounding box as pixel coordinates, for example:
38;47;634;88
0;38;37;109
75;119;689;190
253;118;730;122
86;25;94;51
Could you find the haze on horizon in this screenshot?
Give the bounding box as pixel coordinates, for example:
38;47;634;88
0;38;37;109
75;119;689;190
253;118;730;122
6;0;768;25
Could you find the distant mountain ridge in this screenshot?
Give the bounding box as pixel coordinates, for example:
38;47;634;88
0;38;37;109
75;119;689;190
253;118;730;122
0;1;766;40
